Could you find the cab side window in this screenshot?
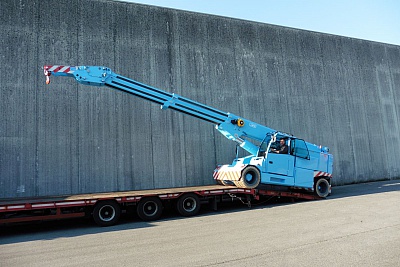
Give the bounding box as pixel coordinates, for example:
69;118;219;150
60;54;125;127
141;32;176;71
292;139;309;159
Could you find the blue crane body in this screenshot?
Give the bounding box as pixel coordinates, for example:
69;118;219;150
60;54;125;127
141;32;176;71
44;65;333;197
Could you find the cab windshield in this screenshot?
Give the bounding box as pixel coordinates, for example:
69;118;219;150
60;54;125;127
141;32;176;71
257;134;272;157
257;133;290;157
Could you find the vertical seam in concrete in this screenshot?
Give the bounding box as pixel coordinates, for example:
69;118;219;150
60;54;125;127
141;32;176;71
76;0;81;193
277;28;291;132
232;23;243;118
112;6;119;191
149;12;156;189
343;56;358;181
375;66;390;178
169;11;177;187
387;48;400;143
356;43;374;181
175;11;186;186
206;20;219;171
380;46;399;178
318;36;338;178
34;0;41;197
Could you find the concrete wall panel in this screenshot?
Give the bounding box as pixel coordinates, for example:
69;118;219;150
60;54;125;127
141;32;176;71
1;0;400;198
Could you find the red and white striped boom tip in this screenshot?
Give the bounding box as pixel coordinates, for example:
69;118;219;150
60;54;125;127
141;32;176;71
43;65;75;84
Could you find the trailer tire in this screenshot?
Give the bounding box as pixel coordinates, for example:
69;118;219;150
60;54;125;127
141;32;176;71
92;200;121;227
137;197;163;221
176;193;201;217
236;166;261;189
315;178;330;198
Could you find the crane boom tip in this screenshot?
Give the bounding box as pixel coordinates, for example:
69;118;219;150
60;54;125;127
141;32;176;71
43;66;51;85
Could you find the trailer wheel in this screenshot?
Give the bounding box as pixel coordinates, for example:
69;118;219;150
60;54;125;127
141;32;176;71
315;178;330;198
137;197;163;221
92;200;121;227
236;166;261;189
176;193;201;217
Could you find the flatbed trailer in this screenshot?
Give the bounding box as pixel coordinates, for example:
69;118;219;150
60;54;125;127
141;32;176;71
0;185;320;227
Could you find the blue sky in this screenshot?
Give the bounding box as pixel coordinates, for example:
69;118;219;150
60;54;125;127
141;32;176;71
122;0;400;46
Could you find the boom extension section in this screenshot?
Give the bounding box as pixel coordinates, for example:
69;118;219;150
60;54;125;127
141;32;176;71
44;65;275;155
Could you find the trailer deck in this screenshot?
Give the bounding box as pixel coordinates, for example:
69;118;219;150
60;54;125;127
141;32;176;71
0;185;320;226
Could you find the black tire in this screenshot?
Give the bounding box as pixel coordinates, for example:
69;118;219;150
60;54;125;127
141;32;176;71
137;197;163;221
315;178;330;198
236;166;261;189
176;193;201;217
92;200;121;227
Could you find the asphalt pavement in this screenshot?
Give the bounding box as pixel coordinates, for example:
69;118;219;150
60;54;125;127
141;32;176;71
1;179;399;266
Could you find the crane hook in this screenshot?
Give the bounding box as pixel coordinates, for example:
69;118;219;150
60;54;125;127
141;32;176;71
44;68;51;84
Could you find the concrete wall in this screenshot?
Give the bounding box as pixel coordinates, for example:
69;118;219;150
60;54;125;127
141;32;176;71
1;0;400;198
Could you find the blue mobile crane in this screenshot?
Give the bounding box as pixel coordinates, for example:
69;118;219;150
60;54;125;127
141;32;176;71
44;65;333;198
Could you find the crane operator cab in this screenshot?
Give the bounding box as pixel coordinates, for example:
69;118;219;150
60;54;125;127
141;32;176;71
250;132;332;197
258;132;310;158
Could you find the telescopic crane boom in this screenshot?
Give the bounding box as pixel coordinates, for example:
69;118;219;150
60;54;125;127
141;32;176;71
44;65;274;155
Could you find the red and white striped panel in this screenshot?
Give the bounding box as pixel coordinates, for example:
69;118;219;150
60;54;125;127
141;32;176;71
314;171;333;178
213;166;222;179
45;65;75;74
213;164;246;181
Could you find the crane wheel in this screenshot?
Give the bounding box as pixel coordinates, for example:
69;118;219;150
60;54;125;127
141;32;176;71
315;178;330;198
92;200;121;227
137;197;163;221
236;166;260;189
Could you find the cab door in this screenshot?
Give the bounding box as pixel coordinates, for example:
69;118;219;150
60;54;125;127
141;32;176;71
292;139;314;188
263;138;295;186
266;153;294;176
